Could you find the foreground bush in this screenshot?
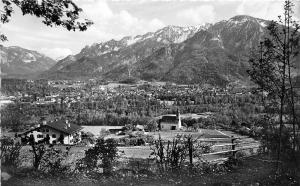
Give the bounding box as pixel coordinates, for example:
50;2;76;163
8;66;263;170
150;135;213;171
75;138;118;176
38;148;70;175
0;136;22;167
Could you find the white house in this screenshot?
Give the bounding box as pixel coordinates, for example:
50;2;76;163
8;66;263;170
22;120;82;145
159;110;182;130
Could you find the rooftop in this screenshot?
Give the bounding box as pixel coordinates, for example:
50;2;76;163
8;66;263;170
23;120;82;135
161;115;179;123
46;120;82;134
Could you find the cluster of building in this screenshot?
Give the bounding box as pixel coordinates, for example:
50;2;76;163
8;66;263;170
3;79;256;146
3;78;255;110
18;109;184;145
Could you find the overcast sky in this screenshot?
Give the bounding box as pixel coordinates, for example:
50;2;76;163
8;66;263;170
1;0;300;59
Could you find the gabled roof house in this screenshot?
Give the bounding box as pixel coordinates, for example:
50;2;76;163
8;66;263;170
23;119;82;145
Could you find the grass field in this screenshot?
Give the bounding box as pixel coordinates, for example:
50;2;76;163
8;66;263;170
118;129;252;160
119;146;152;159
148;129;230;141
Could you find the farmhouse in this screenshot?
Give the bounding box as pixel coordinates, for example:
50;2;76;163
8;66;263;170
159;110;182;130
22;120;82;145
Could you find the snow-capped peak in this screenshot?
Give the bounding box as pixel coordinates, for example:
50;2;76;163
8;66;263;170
22;53;36;63
80;25;210;56
195;23;212;31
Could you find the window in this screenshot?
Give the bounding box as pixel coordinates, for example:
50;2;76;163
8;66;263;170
52;134;56;138
37;134;43;138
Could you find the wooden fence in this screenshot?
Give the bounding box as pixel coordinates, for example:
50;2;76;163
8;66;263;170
201;136;260;163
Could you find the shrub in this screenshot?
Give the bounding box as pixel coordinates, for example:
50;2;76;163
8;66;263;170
38;147;70;175
199;161;229;174
0;136;22;167
223;156;242;170
150;135;188;170
30;144;47;169
76;138;119;176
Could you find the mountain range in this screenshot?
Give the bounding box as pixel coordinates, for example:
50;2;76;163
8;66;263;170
0;45;56;79
2;15;299;86
40;15;270;86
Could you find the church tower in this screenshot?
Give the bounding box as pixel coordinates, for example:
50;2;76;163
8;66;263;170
176;108;180;119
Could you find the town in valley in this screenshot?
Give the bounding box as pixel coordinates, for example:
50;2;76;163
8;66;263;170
1;0;300;185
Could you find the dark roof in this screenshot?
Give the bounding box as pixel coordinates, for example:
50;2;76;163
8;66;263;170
46;120;82;135
161;115;179;123
23;120;82;135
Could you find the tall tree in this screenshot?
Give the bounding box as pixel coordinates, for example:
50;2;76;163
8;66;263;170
248;0;300;169
0;0;93;41
284;1;300;153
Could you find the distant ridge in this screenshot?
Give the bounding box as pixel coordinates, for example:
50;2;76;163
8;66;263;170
0;45;56;79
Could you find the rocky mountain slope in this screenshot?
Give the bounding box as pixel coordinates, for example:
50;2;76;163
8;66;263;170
0;46;56;79
41;24;208;80
162;15;268;85
41;15;283;85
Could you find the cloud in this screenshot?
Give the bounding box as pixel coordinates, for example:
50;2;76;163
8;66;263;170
39;48;73;60
77;0;165;37
109;10;165;34
149;18;165;29
80;1;114;21
236;0;283;21
176;5;216;26
2;0;165;54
